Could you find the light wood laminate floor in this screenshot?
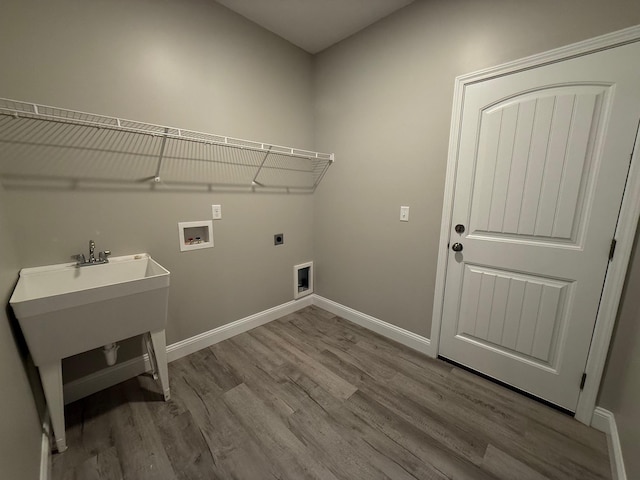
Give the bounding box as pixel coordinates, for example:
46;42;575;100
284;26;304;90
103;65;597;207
52;306;611;480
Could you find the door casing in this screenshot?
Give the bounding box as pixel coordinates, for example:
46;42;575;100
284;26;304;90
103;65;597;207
430;25;640;425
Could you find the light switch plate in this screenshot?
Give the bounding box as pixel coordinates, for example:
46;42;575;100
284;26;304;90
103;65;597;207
212;204;222;220
400;206;410;222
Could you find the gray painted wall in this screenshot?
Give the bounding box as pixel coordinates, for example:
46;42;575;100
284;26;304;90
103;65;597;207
0;184;42;480
599;227;640;478
313;2;640;476
0;0;315;383
313;0;640;337
2;0;640;476
314;0;640;478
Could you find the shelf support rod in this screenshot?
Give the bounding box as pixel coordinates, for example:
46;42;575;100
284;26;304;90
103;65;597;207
153;128;169;183
251;145;272;187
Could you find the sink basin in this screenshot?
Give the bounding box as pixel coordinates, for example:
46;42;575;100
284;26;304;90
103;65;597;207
10;253;170;365
9;252;171;453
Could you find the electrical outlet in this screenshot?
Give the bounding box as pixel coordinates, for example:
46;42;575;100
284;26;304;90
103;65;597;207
400;206;410;222
212;204;222;220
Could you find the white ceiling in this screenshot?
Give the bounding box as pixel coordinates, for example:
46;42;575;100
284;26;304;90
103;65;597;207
215;0;415;54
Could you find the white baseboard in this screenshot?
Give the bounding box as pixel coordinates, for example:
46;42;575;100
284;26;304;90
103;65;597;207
166;296;313;362
592;407;627;480
63;296;313;404
63;294;432;404
40;413;51;480
311;295;433;356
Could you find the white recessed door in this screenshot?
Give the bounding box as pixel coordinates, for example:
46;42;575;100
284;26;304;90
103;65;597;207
439;41;640;411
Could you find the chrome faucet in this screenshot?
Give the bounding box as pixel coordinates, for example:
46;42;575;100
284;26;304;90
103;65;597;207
73;240;111;267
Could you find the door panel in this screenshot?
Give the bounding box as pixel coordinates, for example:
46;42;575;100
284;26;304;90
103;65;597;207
456;264;570;367
469;86;605;244
440;41;640;410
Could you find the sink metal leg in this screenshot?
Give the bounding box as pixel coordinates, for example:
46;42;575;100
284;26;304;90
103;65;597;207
143;333;159;380
39;361;67;452
149;330;170;401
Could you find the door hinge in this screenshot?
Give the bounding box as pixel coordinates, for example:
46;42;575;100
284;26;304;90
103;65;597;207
609;238;617;261
580;373;587;390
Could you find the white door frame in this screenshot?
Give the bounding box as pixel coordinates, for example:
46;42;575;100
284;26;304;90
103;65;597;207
430;25;640;425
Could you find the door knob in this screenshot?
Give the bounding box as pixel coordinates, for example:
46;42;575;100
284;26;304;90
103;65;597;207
452;243;463;252
455;224;465;234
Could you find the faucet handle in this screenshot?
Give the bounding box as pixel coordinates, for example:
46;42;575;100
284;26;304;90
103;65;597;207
72;253;86;264
103;250;111;257
99;250;111;262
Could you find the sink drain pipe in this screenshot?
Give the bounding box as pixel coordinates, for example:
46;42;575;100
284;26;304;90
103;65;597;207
102;342;120;366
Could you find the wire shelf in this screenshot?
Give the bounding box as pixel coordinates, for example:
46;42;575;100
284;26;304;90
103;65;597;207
0;98;334;192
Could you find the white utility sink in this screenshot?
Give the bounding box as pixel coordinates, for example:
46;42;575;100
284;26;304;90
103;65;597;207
10;253;171;453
